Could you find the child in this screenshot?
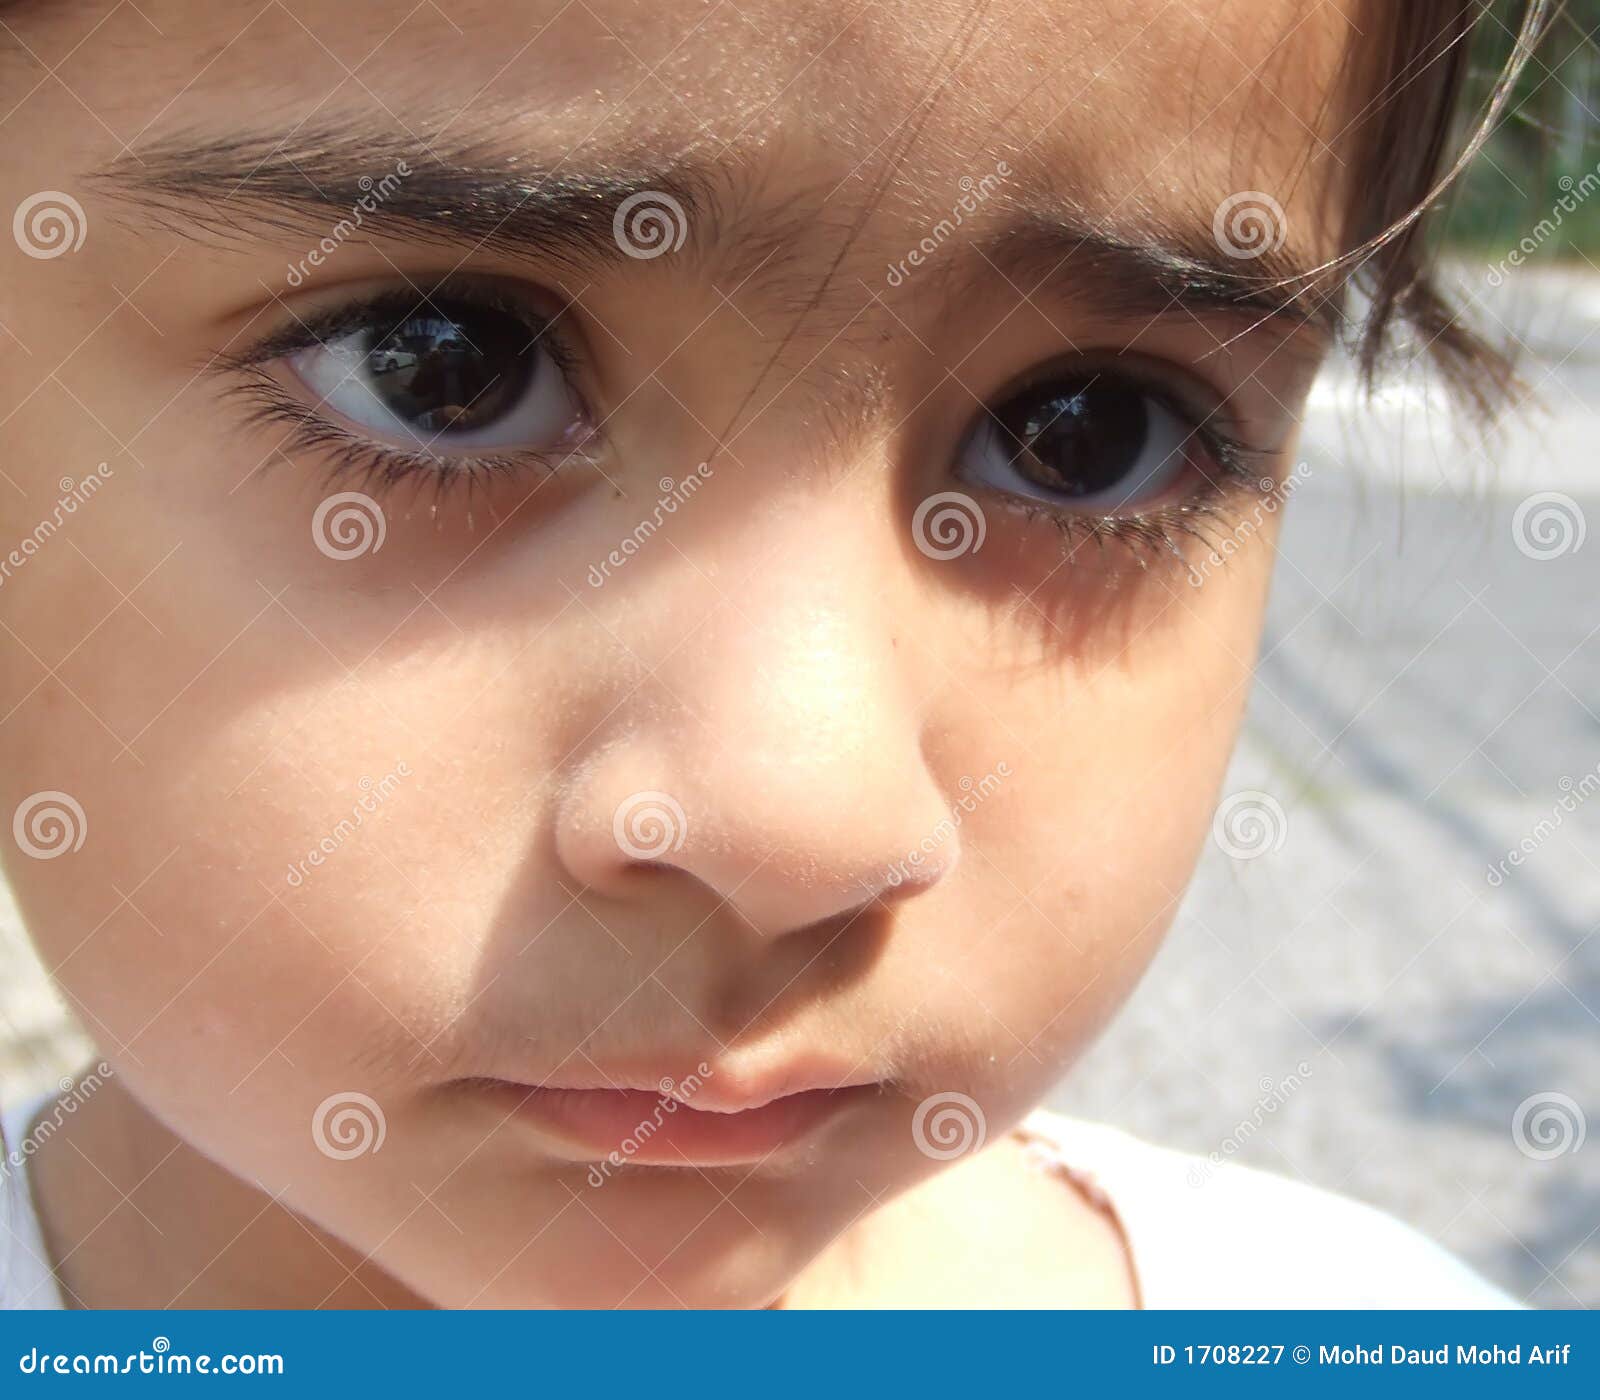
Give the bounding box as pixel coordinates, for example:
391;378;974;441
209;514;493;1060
0;0;1550;1308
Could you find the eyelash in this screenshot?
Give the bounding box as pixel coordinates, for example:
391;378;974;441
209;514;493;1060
214;282;595;505
1024;416;1273;569
217;284;1280;566
1009;475;1269;571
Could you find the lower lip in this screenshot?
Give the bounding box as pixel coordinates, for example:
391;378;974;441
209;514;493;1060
481;1082;873;1166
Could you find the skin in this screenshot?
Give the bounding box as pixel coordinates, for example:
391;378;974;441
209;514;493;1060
0;0;1346;1307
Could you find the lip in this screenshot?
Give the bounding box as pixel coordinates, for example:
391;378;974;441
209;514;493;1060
470;1060;881;1166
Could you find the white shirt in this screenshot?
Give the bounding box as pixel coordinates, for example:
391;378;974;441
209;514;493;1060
1015;1112;1519;1308
0;1095;1517;1309
2;1093;65;1309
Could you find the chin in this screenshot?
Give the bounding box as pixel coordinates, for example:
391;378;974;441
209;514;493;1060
385;1175;834;1310
464;1227;813;1310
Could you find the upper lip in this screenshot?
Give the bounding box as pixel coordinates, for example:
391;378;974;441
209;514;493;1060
478;1055;883;1114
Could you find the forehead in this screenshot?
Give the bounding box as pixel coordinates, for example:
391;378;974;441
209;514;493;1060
12;0;1357;256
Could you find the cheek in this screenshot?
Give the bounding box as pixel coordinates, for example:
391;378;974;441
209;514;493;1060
0;527;506;1110
908;542;1274;1109
0;603;578;1282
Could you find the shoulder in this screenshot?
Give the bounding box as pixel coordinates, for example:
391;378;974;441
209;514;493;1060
1020;1111;1520;1309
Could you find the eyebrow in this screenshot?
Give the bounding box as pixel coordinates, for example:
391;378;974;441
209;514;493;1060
93;130;1342;344
974;210;1343;348
93;131;719;278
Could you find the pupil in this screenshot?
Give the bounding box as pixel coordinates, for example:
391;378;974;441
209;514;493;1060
996;378;1149;497
362;303;536;434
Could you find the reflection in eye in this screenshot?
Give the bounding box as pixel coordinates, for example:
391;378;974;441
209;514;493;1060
281;292;591;459
958;371;1206;515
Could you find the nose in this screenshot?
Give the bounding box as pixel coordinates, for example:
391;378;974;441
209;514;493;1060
555;507;959;937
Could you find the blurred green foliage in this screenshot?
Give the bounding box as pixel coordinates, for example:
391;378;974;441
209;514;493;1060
1442;0;1600;254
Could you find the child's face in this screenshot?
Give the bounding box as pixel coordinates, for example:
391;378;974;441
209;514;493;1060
1;0;1340;1305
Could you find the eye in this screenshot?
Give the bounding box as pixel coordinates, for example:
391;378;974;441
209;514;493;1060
958;368;1208;514
284;292;590;459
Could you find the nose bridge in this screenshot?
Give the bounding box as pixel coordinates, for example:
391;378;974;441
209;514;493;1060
684;565;922;835
557;492;958;934
698;542;894;772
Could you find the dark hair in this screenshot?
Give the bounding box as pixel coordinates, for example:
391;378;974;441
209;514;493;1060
1338;0;1557;414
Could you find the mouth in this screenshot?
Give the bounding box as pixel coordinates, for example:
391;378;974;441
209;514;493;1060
467;1062;882;1167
